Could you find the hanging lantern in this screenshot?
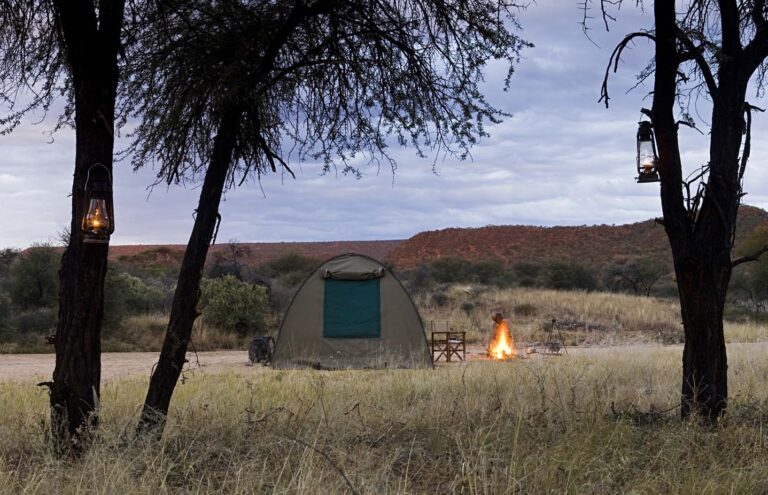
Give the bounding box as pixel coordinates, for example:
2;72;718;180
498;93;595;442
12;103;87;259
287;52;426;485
636;121;660;183
81;164;115;244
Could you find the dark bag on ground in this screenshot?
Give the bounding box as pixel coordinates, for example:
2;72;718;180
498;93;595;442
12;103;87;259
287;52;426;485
249;336;275;365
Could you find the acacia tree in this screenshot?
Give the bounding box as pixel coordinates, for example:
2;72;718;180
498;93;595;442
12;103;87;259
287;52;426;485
598;1;768;420
120;0;529;434
0;0;130;451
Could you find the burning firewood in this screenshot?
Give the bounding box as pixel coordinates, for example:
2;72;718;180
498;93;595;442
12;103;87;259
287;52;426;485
488;312;518;360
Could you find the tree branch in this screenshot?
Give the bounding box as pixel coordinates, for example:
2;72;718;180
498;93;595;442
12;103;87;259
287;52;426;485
600;32;656;108
676;27;718;98
732;246;768;267
742;0;768;84
739;103;765;183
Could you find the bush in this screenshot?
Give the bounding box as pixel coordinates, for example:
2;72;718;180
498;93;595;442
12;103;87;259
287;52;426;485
11;307;57;334
604;258;669;296
200;275;269;334
513;262;541;287
430;258;473;284
542;260;597;291
405;265;433;293
472;260;512;286
0;248;19;278
8;243;59;309
104;268;165;325
0;291;11;330
263;253;320;277
460;302;475;315
278;271;307;288
430;291;450;307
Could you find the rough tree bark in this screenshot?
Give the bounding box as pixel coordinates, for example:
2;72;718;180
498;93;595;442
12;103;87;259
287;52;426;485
48;0;124;452
137;106;241;434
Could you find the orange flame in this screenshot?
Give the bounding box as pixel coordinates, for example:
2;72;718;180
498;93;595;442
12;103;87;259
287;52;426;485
488;320;518;360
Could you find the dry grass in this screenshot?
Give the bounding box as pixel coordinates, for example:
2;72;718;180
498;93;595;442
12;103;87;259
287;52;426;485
3;343;768;493
102;314;245;352
417;287;768;347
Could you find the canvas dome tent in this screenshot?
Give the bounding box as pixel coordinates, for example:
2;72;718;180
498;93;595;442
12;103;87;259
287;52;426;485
272;253;433;369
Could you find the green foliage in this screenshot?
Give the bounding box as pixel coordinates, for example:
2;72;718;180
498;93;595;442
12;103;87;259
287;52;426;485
0;290;11;330
430;258;473;284
405;265;433;293
278;271;307;289
0;248;19;278
542;260;597;291
104;268;165;325
7;243;59;309
605;258;669;296
200;275;269;334
264;253;320;278
512;262;541;287
258;253;320;289
430;291;450;307
472;260;513;286
9;307;57;334
729;225;768;311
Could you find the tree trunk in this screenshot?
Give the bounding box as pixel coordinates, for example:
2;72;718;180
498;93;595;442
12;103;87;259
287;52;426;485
137;107;241;435
49;0;124;454
675;253;731;420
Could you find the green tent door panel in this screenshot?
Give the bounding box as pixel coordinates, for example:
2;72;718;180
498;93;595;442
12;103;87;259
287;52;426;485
323;278;381;338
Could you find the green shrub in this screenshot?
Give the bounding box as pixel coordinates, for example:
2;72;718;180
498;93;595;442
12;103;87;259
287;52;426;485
430;257;473;284
8;243;59;309
472;260;512;286
542;260;597;291
0;291;11;330
200;275;269;334
104;268;165;325
11;307;57;334
263;253;320;277
405;265;433;292
278;271;307;288
513;261;541;287
0;248;19;278
430;291;450;307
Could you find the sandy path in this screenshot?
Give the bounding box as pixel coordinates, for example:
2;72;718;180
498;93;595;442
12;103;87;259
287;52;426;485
3;342;764;381
0;351;253;382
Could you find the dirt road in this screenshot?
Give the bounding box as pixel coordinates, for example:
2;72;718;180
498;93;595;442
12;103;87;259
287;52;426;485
0;351;253;382
2;342;762;382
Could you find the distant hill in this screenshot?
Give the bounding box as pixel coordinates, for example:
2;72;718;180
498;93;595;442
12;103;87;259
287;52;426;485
105;205;768;275
109;240;404;272
386;205;768;271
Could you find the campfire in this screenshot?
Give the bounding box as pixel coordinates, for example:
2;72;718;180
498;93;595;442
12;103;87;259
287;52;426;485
488;312;518;360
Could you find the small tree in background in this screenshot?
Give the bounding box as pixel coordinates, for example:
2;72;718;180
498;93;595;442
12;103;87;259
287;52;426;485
731;224;768;311
8;244;59;310
200;276;269;335
605;259;669;297
542;260;597;292
513;261;542;288
103;268;165;326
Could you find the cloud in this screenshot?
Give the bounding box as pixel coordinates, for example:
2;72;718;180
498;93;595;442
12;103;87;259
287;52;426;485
0;1;767;248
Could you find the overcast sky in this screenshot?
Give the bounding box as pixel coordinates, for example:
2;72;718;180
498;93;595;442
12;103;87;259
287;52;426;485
3;1;768;249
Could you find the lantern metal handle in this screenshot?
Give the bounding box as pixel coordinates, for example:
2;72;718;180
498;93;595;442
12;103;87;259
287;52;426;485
84;163;112;188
